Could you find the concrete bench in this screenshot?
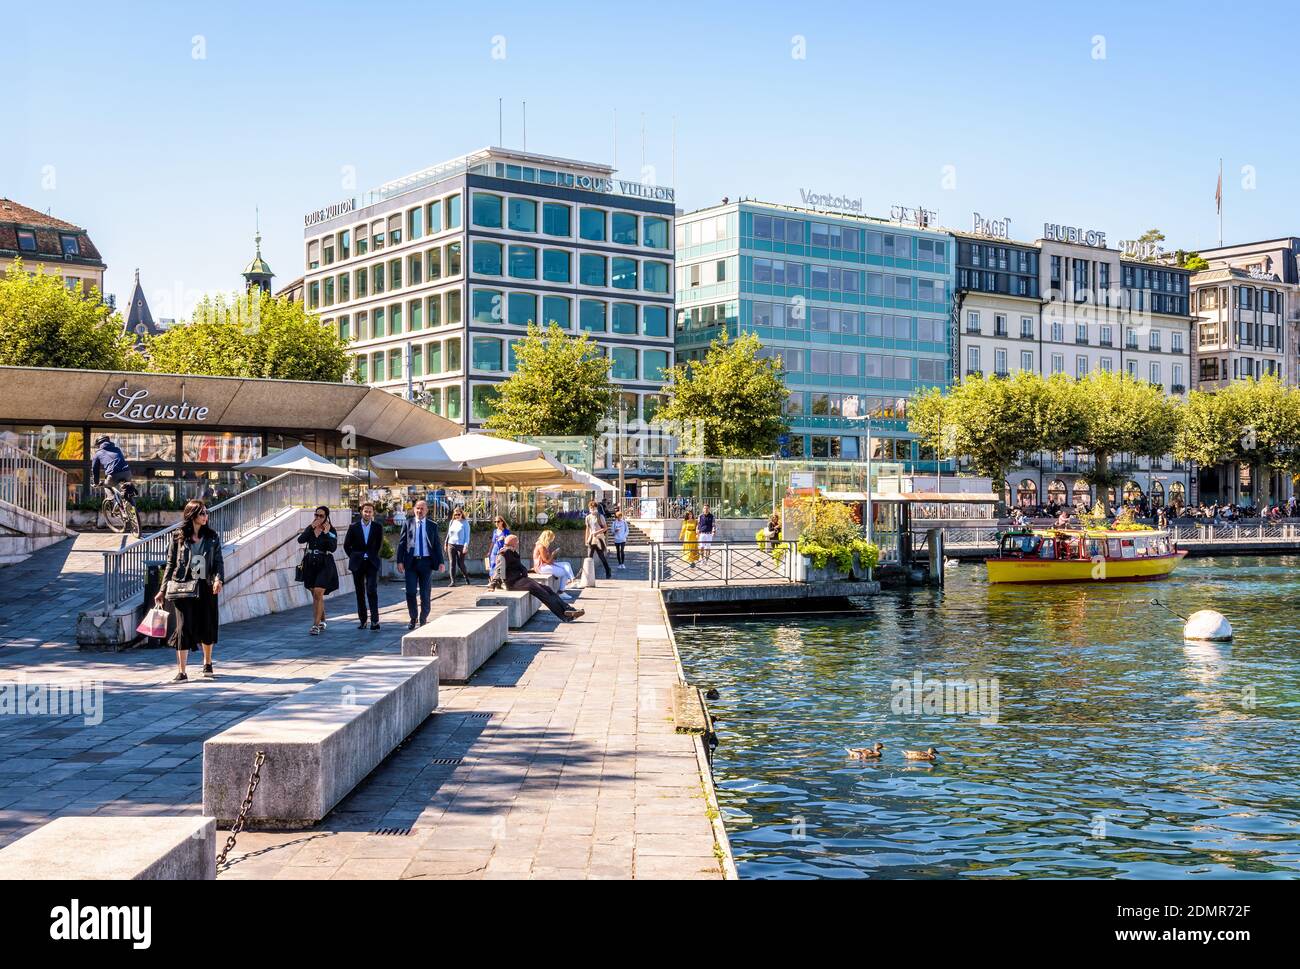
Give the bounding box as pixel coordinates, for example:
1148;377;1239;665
203;655;438;826
402;606;509;683
476;590;539;628
0;816;216;879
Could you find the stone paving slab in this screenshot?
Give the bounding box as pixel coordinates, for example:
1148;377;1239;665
0;551;723;879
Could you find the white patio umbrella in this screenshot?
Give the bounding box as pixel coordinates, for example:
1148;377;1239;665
539;466;616;492
234;443;356;478
369;434;569;487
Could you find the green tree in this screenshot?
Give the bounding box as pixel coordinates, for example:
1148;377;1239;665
655;329;789;456
909;372;1046;510
1234;376;1300;507
1174;389;1244;501
146;291;351;382
483;321;614;436
1136;228;1167;248
0;261;138;370
1074;370;1179;488
1175;250;1209;271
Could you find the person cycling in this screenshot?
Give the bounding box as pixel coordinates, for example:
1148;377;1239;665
92;435;135;506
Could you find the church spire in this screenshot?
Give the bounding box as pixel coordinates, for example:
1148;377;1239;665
241;210;274;294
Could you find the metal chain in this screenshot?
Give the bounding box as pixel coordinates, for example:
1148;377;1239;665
216;750;265;871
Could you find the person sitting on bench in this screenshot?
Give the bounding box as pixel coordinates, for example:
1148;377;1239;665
493;535;584;622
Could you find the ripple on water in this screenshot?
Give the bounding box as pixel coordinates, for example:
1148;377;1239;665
678;556;1300;879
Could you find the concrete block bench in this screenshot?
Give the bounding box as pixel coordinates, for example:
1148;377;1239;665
402;606;509;683
203;655;438;826
476;590;539;628
0;816;216;879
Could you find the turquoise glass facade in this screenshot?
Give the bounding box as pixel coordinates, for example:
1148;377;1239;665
674;202;953;465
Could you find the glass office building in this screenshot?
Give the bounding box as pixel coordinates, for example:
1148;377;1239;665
674;201;953;465
302;147;676;472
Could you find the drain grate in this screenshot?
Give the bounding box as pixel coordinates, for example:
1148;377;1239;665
371;826;413;836
430;757;463;766
465;711;493;720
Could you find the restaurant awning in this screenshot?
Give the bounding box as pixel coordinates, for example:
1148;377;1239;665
369;434;569;486
539;466;617;492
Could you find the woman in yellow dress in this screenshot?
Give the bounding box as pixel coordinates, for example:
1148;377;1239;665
680;511;700;567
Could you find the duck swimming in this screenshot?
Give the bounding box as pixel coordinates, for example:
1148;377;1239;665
904;747;939;761
845;742;884;759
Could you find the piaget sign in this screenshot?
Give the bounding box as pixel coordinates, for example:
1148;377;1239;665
103;382;210;424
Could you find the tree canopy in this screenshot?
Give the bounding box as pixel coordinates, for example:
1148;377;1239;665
145;291;351;382
654;329;789;456
0;261;138;371
482;322;615;437
1072;371;1180;486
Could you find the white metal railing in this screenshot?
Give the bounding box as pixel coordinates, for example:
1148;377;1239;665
101;471;342;612
649;541;796;587
0;442;68;530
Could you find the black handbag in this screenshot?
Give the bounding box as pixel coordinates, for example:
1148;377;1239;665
165;537;201;600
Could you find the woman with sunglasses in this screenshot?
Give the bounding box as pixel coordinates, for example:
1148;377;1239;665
487;516;511;576
298;505;339;634
445;506;471;586
155;499;224;682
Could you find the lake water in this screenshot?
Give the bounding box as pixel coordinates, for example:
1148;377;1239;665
674;555;1300;879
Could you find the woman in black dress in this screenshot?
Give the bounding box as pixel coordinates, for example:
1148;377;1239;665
155;499;224;683
298;505;339;635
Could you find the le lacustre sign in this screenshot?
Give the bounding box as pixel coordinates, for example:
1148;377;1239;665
103;382;210;425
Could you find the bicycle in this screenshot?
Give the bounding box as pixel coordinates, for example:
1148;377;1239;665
98;481;141;536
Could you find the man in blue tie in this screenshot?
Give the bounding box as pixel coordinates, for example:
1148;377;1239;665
343;501;384;630
396;498;444;629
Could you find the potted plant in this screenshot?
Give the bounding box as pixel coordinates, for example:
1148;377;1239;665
378;534;399;580
788;496;880;582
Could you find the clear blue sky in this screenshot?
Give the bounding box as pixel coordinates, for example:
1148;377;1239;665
6;0;1296;317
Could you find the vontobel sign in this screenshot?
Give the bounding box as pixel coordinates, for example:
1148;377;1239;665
1043;222;1107;247
103;382;210;424
799;189;863;213
304;198;357;227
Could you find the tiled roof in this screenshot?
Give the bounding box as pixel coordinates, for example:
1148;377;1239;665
0;198;104;266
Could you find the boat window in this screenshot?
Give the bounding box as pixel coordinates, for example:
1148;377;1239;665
1120;539;1135;559
1039;541;1055;559
1107;538;1121;557
1086;539;1103;558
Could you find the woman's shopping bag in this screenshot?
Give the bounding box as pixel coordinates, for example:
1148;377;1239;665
136;607;170;639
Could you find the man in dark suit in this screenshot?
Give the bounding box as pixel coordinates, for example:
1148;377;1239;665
396;498;444;629
343;501;384;630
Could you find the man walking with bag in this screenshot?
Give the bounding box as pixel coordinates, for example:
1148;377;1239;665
344;501;384;630
396;498;444;629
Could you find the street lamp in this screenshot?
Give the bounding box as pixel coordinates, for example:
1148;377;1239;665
845;414;874;542
617;396;628;509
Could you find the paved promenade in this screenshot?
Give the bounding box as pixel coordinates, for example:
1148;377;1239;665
0;549;725;880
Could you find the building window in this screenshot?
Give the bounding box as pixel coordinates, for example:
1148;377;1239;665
579;208;606;242
611;257;638;290
966;311;980;334
995;314;1007;337
388;349;403;380
994;348;1007;375
967;346;980;374
446;194;462;229
543;295;570;329
1075;355;1087;378
542;249;570;283
643;349;670;380
473;289;502;324
1020;350;1033;372
643;216;670;249
472;192;503;228
507;198;537;233
1150;362;1161;385
542;202;571;237
473;337;504;371
643;261;669;293
408;207;423;240
472;241;503;276
611;347;638;380
643;305;668;337
1051;353;1064;374
507;245;537;279
612;303;638;334
611;212;638;246
579;299;606;332
507;292;536;327
579;254;607;287
17;229;37;252
60;234;81;257
471;384;499;420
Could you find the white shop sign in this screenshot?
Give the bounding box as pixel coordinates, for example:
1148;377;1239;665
102;382;210;424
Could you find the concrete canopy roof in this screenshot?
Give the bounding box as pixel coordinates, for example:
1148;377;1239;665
0;366;460;448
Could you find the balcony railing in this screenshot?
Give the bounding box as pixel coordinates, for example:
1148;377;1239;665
0;443;68;530
101;470;342;612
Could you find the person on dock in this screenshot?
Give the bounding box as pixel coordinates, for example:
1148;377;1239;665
488;516;511;575
533;529;576;591
343;501;383;630
610;510;630;570
445;506;472;586
584;501;612;579
698;503;716;560
496;535;583;622
680;510;700;568
298;505;340;635
396;498;445;630
156;500;223;682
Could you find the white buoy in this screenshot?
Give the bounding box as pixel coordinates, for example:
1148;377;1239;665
1183;609;1233;642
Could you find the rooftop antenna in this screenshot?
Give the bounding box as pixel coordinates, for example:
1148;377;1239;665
522;100;527;151
641;112;646;173
613;109;617;170
672;114;677;190
498;97;503;147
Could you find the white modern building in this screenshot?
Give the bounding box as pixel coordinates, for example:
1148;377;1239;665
300;147;676;472
956;219;1195;509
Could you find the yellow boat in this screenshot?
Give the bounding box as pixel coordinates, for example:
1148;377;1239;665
986;527;1186;584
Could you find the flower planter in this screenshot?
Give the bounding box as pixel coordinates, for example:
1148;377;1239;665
801;557;851;583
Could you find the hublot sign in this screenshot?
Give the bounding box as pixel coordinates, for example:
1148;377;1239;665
1044;222;1107;248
